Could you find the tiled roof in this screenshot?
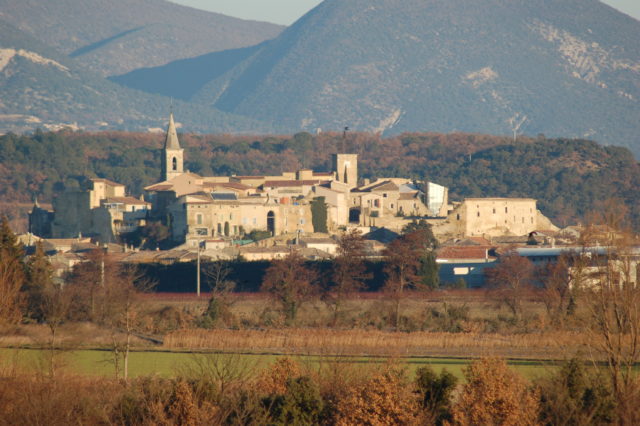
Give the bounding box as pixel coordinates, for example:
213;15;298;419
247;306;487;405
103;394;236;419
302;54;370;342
438;246;492;260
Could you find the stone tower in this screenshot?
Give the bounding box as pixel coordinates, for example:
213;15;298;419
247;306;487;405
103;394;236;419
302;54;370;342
332;153;358;189
161;113;184;182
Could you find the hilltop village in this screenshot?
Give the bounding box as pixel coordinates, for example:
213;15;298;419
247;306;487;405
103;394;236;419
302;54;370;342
25;115;565;287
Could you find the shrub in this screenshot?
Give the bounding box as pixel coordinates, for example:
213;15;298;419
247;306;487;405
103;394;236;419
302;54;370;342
450;358;539;426
335;366;422;425
415;366;457;425
264;376;326;425
537;358;615;425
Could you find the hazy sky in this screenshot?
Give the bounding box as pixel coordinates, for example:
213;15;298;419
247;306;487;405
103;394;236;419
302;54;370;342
170;0;640;25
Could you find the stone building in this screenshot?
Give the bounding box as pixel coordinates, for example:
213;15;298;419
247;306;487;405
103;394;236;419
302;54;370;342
433;198;558;238
40;178;149;242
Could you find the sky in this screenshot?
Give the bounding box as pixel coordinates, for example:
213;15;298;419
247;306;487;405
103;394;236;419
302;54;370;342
170;0;640;25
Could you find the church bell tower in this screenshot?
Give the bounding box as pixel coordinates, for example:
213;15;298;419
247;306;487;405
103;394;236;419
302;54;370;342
161;113;184;181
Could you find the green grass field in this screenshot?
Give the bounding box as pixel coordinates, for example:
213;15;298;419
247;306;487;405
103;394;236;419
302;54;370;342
0;348;560;380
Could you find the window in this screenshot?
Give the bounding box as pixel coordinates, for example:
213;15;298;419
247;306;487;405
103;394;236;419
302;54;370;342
196;228;207;236
383;193;387;198
456;214;460;221
477;212;480;217
505;207;508;213
493;208;496;214
196;214;203;225
172;157;177;171
391;204;394;209
374;199;380;208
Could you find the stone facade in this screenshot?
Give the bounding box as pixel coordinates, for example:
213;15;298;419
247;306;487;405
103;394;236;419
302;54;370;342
432;198;557;238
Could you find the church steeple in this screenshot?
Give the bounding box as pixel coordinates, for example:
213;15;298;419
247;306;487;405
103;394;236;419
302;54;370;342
164;112;181;150
161;112;184;181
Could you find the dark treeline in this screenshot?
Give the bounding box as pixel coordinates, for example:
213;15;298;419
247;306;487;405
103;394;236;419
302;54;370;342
139;260;387;293
1;129;639;228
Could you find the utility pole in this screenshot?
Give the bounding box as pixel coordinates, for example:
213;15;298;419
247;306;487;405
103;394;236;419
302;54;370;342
196;242;201;298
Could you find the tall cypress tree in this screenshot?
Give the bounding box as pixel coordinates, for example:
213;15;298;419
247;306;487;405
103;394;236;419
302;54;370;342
25;241;54;322
0;216;24;261
0;216;25;323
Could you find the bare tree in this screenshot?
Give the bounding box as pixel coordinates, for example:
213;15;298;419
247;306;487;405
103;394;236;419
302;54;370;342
486;250;535;321
538;253;575;327
69;252;151;380
577;215;640;421
325;229;371;326
40;280;73;377
383;232;432;330
0;254;24;326
202;260;236;327
261;251;317;325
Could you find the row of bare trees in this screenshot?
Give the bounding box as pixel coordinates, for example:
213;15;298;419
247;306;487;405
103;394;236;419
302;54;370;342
259;221;440;328
0;216;149;379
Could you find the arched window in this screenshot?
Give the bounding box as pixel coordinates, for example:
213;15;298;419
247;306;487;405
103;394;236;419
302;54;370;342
172;157;177;171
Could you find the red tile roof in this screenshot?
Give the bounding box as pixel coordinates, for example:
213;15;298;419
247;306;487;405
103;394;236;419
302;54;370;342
437;246;492;260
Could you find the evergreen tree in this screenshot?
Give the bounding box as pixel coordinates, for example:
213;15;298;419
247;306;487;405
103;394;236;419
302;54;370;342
419;251;440;289
24;241;54;322
310;197;328;233
0;216;25;323
0;216;24;261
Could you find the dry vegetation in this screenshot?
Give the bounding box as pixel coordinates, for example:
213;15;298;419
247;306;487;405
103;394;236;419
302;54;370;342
163;328;586;360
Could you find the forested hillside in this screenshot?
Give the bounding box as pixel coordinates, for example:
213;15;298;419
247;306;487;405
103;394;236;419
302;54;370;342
1;131;638;231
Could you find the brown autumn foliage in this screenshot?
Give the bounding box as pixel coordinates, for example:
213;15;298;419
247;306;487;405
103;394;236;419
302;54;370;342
0;254;24;326
449;358;540;426
334;364;423;425
255;357;302;396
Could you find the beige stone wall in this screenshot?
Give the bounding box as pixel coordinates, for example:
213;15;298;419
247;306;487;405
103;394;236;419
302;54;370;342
314;186;348;229
452;198;539;237
332;154;358;188
163;148;184;181
169;200;314;243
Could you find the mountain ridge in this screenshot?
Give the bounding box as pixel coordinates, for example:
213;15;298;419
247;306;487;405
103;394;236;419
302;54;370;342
176;0;640;152
0;0;284;76
0;21;273;134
